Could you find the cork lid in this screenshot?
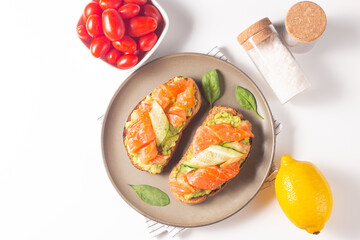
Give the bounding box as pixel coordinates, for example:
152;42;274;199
237;18;272;45
243;26;274;50
285;1;327;43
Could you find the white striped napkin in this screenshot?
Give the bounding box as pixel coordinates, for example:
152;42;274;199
98;46;281;239
207;46;230;61
145;218;186;238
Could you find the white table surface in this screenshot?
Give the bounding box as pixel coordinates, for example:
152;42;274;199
1;0;360;239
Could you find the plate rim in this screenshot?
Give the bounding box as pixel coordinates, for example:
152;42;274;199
101;52;276;227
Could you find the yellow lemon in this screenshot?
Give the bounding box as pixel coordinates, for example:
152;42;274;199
275;155;333;234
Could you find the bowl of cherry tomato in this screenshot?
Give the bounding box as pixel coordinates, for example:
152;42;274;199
76;0;169;72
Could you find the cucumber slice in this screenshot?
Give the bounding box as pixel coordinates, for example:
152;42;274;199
149;100;170;146
175;164;195;180
222;141;246;153
183;145;244;169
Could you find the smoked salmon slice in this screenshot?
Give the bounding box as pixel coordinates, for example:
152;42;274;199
148;155;169;165
138;101;153;114
186;162;240;190
138;140;158;164
209;122;254;142
169;170;197;195
151;85;172;110
167;113;186;127
167;104;187;127
239;120;253;132
176;81;195;108
166;78;189;98
192;126;222;155
166;81;195;126
126;116;156;153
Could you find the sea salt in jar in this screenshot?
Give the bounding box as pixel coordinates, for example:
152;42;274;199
237;18;311;104
283;1;327;53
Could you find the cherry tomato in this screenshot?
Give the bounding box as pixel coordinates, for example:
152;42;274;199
127;16;157;37
99;0;123;10
132;49;140;56
83;2;102;23
102;9;125;41
77;25;92;41
116;54;138;69
112;35;137;53
124;0;147;5
105;48;122;63
118;3;140;19
90;36;111;58
142;4;162;23
138;32;157;51
86;15;103;38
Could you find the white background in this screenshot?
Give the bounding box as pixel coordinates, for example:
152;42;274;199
1;0;360;239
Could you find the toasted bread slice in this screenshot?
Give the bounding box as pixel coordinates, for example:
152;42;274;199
169;106;253;204
123;76;201;174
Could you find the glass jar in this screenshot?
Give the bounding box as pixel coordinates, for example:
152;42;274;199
282;1;327;53
237;18;311;104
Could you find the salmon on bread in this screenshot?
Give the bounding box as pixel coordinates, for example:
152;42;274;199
168;106;254;204
123;76;201;174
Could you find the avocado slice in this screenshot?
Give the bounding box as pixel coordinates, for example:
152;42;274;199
149;100;170;146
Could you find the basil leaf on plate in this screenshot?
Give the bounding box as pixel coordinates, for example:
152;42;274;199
202;69;220;108
235;86;264;119
130;184;170;206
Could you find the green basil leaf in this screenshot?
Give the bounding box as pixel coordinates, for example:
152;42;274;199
235;86;264;119
202;69;220;108
130;184;170;206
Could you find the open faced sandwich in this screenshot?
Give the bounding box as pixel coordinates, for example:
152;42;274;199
168;106;254;204
123;76;201;174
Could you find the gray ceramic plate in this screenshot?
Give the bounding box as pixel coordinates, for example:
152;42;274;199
101;53;275;227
